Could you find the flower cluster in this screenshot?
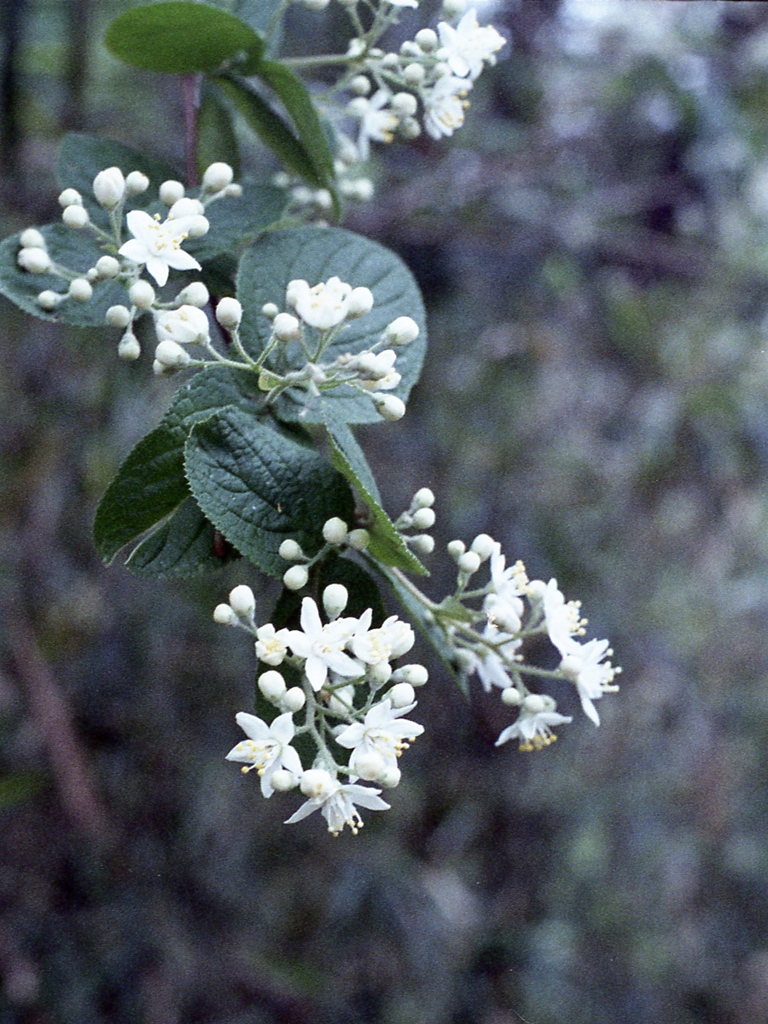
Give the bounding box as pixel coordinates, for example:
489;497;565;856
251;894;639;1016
216;581;426;834
15;162;241;364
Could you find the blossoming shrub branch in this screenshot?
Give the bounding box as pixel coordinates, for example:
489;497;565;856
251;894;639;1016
0;0;620;835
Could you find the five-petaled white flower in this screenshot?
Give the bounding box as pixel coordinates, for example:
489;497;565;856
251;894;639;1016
255;623;292;666
226;712;303;797
290;277;353;330
423;75;473;140
284;768;390;834
495;695;572;751
119;209;202;286
286;597;366;691
559;638;620;726
540;578;584;657
437;9;506;81
354;90;399;162
351;615;415;667
335;698;423;779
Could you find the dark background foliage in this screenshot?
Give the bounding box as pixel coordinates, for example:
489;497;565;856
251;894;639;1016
4;2;768;1022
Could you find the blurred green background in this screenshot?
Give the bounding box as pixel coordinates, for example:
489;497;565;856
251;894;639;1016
4;1;768;1022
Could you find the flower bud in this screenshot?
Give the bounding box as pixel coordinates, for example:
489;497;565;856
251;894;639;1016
69;278;93;303
355;751;387;781
411;507;436;530
278;539;304;561
270;769;298;792
379;765;402;788
261;302;279;319
176;282;209;307
392;663;428;687
501;687;522;706
155;340;191;368
322;517;348;545
526;579;547;601
273;312;301;341
415;28;438;51
125;170;150;195
350;75;371;96
93;166;125;209
129;280;155;309
373;394;406;421
216;297;243;329
346;286;374;318
19;228;45;249
258;670;287;702
399;117;422;140
400;40;421;57
62;205;89;229
470;533;496;560
169;197;204;220
300;768;335;799
213;603;238;625
347;529;370;551
323;584;349;620
86;268;99;282
329;684;356;714
346;97;369;119
159;180;185;205
447;539;466;559
95;255;120;279
223;183;242;197
58;188;82;208
37;290;61;311
303;0;330;10
202;162;234;192
283;565;309;591
106;304;132;328
388;682;416;708
457;550;481;575
392;92;418;117
185;215;209;238
17;247;51;273
410;534;435;555
559;654;583;680
386;316;419;345
403;63;426;86
282;687;306;713
118;332;141;361
522;694;547;714
442;0;467;16
228;584;256;619
413;487;435;509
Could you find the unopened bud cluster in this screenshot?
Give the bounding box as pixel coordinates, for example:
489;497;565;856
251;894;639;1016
395;487;437;555
276;517;370;591
217;582;427;834
15;162;240;365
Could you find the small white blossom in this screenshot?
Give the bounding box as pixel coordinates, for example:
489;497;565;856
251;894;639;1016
540;579;584;657
284;769;390;835
286;597;366;691
351;615;415;667
559;639;620;726
336;698;424;779
255;623;292;666
119;209;202;286
437;9;506;80
423;75;472;139
353;90;399;162
475;624;520;692
155;304;210;346
495;695;572;751
226;712;303;797
291;277;352;330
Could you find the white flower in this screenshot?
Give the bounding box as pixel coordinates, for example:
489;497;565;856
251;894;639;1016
226;712;303;797
559;639;620;726
437;9;506;80
495;695;572;751
357;349;402;391
353;90;399;162
476;625;519;693
284;768;390;835
286;597;365;691
335;698;423;778
118;209;202;286
423;75;472;139
290;277;352;330
540;579;584;657
255;623;292;666
154;304;210;345
351;615;415;666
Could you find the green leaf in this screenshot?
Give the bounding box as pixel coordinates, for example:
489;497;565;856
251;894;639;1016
186;178;287;263
185;407;355;577
94;366;261;567
197;81;241;181
325;420;428;575
126;495;238;577
236;227;427;424
213;75;323;187
0;225;128;327
105;2;263;75
374;561;470;696
256;59;336;189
